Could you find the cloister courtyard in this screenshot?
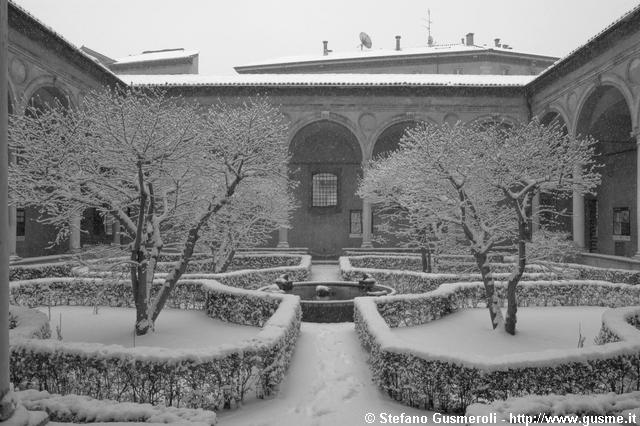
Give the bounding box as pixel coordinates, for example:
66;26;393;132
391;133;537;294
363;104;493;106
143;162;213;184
4;1;640;425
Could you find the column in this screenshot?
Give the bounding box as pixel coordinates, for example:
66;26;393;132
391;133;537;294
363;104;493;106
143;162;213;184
531;192;540;235
7;205;15;259
635;135;640;258
361;200;373;248
0;0;13;419
69;215;81;252
112;220;120;246
572;193;586;249
277;227;289;248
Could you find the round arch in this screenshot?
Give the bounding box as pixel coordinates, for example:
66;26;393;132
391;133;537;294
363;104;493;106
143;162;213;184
368;114;436;160
572;77;636;136
467;114;520;127
574;81;635;257
287;119;364;257
22;76;75;113
288;112;363;160
371;120;419;160
538;104;571;132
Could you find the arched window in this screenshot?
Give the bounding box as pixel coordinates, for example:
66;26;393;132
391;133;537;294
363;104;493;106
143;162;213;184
312;173;338;207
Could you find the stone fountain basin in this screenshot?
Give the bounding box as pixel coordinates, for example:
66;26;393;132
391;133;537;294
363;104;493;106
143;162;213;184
259;281;396;323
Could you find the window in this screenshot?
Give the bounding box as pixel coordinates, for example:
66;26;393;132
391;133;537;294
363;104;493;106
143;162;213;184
104;214;114;236
613;207;630;239
16;208;25;240
312;173;338;207
350;210;362;235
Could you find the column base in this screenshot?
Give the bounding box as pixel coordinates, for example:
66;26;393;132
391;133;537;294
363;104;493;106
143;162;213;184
360;241;373;249
276;242;290;248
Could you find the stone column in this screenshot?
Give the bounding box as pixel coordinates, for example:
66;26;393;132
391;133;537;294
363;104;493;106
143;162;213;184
572;165;585;249
635;134;640;258
69;215;81;252
112;220;120;246
0;0;12;419
361;200;373;248
277;227;289;248
531;192;540;235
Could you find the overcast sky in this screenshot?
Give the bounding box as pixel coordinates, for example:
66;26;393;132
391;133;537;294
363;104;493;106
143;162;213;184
12;0;640;75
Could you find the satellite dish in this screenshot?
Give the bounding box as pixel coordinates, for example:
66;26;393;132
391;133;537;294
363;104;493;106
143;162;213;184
359;32;372;50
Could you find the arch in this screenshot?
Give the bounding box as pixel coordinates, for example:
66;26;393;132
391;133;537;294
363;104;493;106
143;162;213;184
371;120;419;160
538;104;571;132
468;114;520;128
574;81;635;257
539;110;569;134
368;114;436;160
289;119;362;164
22;75;75;113
573;76;636;136
288;112;362;159
287;118;364;256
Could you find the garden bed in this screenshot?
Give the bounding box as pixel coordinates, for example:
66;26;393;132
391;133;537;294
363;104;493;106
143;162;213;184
37;306;261;349
354;280;640;413
10;277;302;411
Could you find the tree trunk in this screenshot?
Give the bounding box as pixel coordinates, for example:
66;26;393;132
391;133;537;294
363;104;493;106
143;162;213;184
505;217;527;335
218;249;236;273
474;251;504;329
420;245;432;273
132;253;152;335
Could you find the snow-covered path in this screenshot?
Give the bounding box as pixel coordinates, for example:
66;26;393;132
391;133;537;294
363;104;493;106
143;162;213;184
217;322;435;426
309;262;341;281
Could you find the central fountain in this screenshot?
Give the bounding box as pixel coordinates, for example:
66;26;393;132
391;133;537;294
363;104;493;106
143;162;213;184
260;276;395;322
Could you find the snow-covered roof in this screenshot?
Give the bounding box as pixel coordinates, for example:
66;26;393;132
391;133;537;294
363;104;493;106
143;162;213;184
8;1;123;86
121;73;535;88
113;49;199;65
236;44;557;69
530;3;640;87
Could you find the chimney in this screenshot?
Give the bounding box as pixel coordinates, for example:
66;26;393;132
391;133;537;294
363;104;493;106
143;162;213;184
465;32;474;46
322;41;332;56
494;38;501;48
395;35;401;51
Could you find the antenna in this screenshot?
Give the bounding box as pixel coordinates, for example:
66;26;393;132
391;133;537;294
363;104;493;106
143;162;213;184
359;32;372;50
428;10;434;46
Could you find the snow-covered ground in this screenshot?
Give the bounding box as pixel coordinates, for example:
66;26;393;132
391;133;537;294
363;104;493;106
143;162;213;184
309;262;342;281
392;306;607;356
217;322;437;426
35;306;260;349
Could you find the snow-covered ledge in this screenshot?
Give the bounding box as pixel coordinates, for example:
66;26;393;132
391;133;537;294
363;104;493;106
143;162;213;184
354;280;640;413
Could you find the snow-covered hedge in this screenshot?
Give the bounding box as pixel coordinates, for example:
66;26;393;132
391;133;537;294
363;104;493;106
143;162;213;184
354;280;640;413
16;389;217;425
344;255;508;272
548;262;640;285
10;278;301;411
466;391;640;423
340;257;564;294
8;306;50;340
9;262;77;281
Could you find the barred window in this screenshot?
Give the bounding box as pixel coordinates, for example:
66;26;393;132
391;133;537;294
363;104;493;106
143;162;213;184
312;173;338;207
16;208;25;238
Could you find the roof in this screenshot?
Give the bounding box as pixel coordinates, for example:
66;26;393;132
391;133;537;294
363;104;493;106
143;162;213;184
235;43;558;71
8;1;123;87
527;2;640;91
120;73;536;88
113;49;199;65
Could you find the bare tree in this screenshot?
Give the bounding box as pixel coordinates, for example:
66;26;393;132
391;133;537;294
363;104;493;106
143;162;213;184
199;180;295;273
360;120;599;334
10;90;292;335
